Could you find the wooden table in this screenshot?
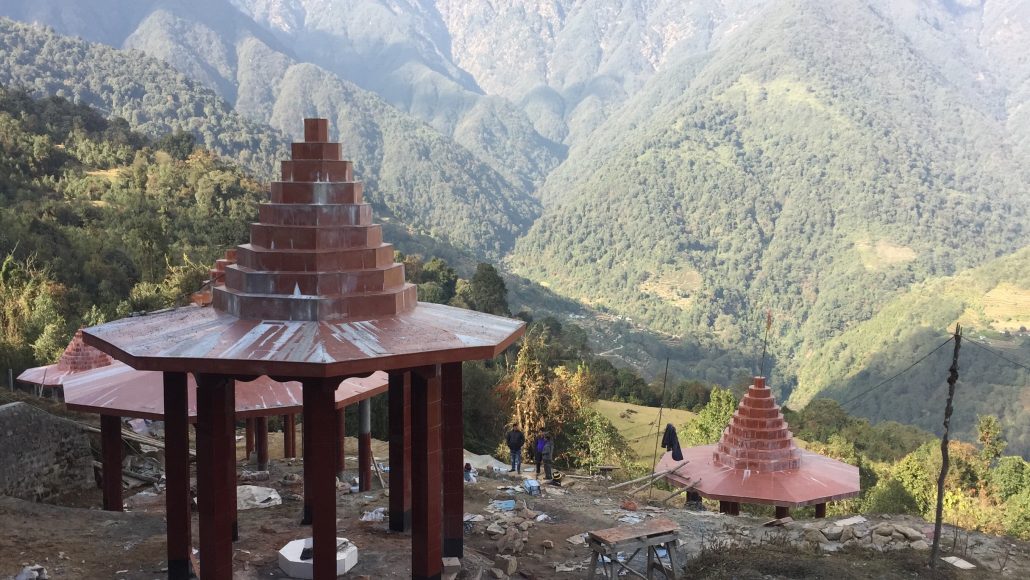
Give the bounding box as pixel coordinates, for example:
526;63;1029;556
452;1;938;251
586;517;680;579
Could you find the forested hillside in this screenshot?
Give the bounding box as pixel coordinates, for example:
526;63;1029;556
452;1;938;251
0;19;287;177
0;88;263;372
0;18;540;257
0;0;563;198
792;248;1030;457
511;0;1029;395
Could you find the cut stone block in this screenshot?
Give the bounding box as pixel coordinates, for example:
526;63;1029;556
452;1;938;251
278;537;357;579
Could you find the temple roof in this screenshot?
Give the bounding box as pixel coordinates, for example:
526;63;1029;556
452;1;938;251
82;118;524;377
17;330;113;387
658;377;860;508
61;362;388;420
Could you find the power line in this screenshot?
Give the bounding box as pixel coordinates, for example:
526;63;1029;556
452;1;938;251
840;336;955;409
965;338;1030;372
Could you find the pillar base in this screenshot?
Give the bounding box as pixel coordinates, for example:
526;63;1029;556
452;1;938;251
167;559;193;580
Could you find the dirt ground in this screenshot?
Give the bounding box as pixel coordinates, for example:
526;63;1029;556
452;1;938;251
3;456;1029;579
0;397;1027;579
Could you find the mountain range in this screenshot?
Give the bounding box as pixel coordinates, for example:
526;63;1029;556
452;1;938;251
0;0;1028;454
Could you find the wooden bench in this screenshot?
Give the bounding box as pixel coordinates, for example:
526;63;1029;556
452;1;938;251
596;465;620;479
585;517;680;579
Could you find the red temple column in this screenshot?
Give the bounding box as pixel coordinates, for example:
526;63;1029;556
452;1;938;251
100;414;123;512
302;409;312;525
359;398;372;492
245;417;255;459
441;362;463;558
163;372;192;580
775;506;790;519
412;365;443;580
195;374;236;579
303;378;339;580
388;370;411;532
815;503;827;518
283;414;296;459
255;416;269;471
336;408;346;481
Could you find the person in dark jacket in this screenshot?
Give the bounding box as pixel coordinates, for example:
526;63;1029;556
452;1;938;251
661;423;683;461
534;431;547;475
505;425;526;472
541;434;555;481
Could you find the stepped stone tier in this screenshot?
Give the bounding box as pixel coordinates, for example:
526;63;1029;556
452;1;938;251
713;376;801;472
657;376;859;513
82;119;526;580
17;329;114;387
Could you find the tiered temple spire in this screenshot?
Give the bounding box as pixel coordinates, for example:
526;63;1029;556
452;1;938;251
713;376;801;472
213;118;415;321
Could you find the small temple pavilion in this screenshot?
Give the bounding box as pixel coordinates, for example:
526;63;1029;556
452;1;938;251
82;118;525;580
59;358;387;512
17;329;114;395
657;376;860;518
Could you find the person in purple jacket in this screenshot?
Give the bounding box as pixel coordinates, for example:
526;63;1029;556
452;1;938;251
534;431;547;475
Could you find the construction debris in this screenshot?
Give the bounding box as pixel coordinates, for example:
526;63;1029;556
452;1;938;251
237;485;282;510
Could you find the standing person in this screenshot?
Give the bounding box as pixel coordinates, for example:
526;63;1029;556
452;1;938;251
534;431;547;475
505;425;525;472
541;434;554;482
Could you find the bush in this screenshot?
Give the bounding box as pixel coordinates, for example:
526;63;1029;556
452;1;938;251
862;478;920;515
1003;489;1030;540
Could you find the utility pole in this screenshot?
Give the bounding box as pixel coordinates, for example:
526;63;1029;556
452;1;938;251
648;358;670;501
931;324;961;568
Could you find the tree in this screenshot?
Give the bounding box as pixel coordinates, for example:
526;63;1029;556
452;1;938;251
991;456;1029;501
683;387;737;445
976;415;1006;469
469;262;510;316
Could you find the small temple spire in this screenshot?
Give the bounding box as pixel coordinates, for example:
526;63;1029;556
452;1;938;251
212;118;416;321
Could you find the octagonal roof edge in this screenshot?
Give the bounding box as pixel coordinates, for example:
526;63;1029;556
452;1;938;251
82;118;525;377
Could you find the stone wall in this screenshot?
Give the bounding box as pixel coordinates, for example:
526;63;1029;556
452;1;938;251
0;402;94;501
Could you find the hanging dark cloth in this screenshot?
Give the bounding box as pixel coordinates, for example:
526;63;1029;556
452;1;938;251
660;423;683;461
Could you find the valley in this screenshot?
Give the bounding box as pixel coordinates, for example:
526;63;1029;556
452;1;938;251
0;0;1027;461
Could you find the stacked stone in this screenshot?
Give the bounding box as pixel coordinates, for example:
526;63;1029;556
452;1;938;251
712;376;801;472
213;119;416;321
55;330;114;373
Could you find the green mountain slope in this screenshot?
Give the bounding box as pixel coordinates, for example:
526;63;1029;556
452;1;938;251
0;0;562;196
792;248;1030;457
511;0;1029;382
0;19;287;177
0;18;540;256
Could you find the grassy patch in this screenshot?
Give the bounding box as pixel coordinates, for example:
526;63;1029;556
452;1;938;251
639;266;703;311
84;167;123;182
855;238;917;270
591;399;696;460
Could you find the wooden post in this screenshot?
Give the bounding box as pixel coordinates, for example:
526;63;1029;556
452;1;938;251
814;503;826;518
359;399;372;492
411;365;443;580
336;408;347;481
195;374;236;579
442;362;464;558
100;414;123;512
931;325;962;568
245;418;255;459
775;506;790;519
389;370;412;532
255;416;269;471
301;410;312;525
283;414;296;458
303;378;339;580
164;372;192;580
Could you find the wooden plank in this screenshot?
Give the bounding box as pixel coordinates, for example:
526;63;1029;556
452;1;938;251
588;517;679;545
608;462;686;490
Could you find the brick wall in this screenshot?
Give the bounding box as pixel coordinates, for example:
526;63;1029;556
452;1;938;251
0;402;94;501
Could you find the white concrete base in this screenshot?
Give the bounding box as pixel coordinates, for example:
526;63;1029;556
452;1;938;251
278;537;358;579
